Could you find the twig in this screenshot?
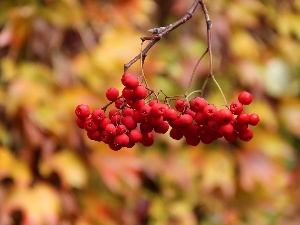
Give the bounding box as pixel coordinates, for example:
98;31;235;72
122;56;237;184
124;0;200;72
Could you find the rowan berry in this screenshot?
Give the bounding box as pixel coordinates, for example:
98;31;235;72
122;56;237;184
140;104;151;117
100;131;113;144
189;97;207;112
164;108;178;121
114;134;130;147
238;91;253;105
104;123;117;136
203;104;217;119
84;118;98;131
122;87;135;101
178;114;193;127
134;85;148;100
149;116;164;127
218;123;234;136
215;109;233;125
140;122;153;133
98;117;111;131
122;108;133;117
169;128;183;140
121;72;139;89
116;124;127;134
249;113;260;126
115;97;126;109
230;101;243;115
122;116;137;130
185;135;201;146
75;104;90;119
151;102;166;117
76;117;85;129
236;112;249;124
87;130;101;141
154;121;169;134
92;109;106;122
175;99;188;112
140;132;155;146
239;128;253;141
131;99;145;110
129;130;142;143
106;87;119;101
194;112;206;125
224;130;238;142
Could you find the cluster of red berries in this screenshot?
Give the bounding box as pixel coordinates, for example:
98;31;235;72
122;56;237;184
75;73;259;150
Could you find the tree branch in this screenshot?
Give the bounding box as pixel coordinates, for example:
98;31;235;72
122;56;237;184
124;0;201;72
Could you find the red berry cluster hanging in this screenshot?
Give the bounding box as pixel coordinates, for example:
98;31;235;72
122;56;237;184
75;73;259;150
74;1;261;150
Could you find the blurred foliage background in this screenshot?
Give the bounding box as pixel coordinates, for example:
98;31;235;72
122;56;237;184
0;0;300;224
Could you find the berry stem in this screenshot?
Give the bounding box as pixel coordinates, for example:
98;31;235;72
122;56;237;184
185;48;208;96
140;40;150;89
124;0;202;72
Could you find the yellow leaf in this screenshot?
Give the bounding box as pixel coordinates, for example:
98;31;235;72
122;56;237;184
40;149;87;188
201;149;235;197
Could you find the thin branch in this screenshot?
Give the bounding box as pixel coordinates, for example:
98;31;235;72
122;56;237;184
124;0;200;72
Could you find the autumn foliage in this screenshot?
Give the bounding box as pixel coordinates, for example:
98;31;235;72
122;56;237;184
0;0;300;224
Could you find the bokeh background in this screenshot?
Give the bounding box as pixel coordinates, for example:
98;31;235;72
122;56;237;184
0;0;300;224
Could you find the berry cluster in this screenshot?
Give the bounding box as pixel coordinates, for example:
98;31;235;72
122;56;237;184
75;73;259;150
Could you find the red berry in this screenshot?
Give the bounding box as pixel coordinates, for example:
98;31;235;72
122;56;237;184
109;142;122;151
164;108;178;121
194;112;206;125
109;109;121;119
98;118;111;130
134;85;148;100
224;130;239;142
75;104;90;119
106;87;119;101
215;109;233;125
207;120;219;131
238;91;253;105
154;121;169;134
104;123;117;136
236;112;249;124
149;116;164;127
150;102;166;117
218;123;234;136
116;124;127;134
84;118;98;131
92;109;106;122
140;122;153;133
121;72;139;89
189;97;207;112
203;104;217;119
115;97;127;109
178;114;193;127
230;101;243;115
114;134;130;147
175;99;188;112
122;116;137;130
140;104;151;117
122;87;135;101
129;130;142;143
132;109;143;123
249;113;260;126
122;108;133;117
87;130;101;141
239;128;253;141
140;132;155;146
185;135;201;146
76;118;85;129
169;128;183;140
131;99;145;110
